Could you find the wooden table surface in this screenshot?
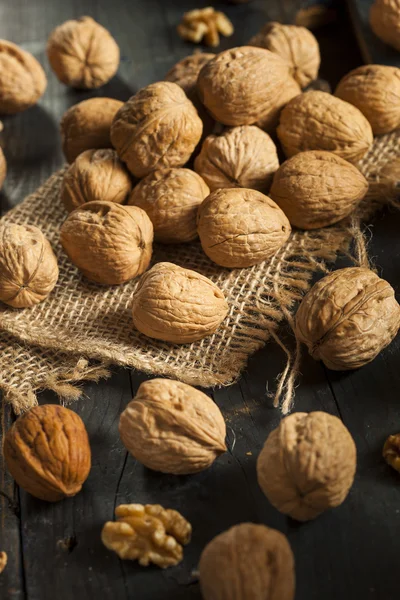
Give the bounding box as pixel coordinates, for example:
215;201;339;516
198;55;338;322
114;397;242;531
1;1;400;599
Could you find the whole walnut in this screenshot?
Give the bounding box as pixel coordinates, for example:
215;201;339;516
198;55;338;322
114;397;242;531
60;201;153;285
4;404;91;502
0;40;46;114
194;126;279;192
270;151;368;229
199;523;295;600
128;168;209;243
0;147;6;189
197;188;291;268
131;262;228;343
60;97;123;163
111;82;203;178
0;223;58;308
335;65;400;135
47;16;120;89
62;149;132;212
249;22;320;88
277;91;374;164
119;378;226;474
295;267;400;370
370;0;400;51
257;412;356;521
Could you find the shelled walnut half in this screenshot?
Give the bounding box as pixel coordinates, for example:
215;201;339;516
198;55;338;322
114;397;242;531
383;434;400;473
177;7;234;47
0;552;7;574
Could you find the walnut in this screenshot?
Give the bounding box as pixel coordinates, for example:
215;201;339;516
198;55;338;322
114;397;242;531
60;97;123;163
111;82;203;178
249;22;320;88
295;267;400;370
131;262;228;343
128;168;209;243
270;151;369;229
0;147;6;190
335;65;400;135
60;201;153;285
0;223;58;308
4;404;91;502
102;503;191;568
177;7;234;47
383;434;400;473
119;378;226;474
0;40;46;114
277;91;373;164
0;552;7;574
197;188;291;268
199;523;295;600
47;16;120;89
194;125;279;192
62;149;132;213
370;0;400;51
257;411;357;521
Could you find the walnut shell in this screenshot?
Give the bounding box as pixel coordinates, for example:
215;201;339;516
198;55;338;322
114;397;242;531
257;411;356;521
47;16;120;89
199;523;295;600
370;0;400;51
4;404;91;502
335;65;400;135
194;126;279;192
0;147;6;189
111;82;203;178
249;22;320;88
197;188;291;268
0;40;46;114
62;149;132;212
60;201;153;285
277;91;374;164
131;262;228;344
128;168;209;243
270;151;369;229
119;378;226;474
295;267;400;370
0;224;59;308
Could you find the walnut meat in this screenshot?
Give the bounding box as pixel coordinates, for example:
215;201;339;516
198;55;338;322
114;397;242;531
119;378;226;474
4;404;91;502
131;262;228;343
295;267;400;370
0;552;7;574
60;201;153;285
257;412;357;521
0;147;6;190
197;188;291;268
47;16;120;89
199;523;295;600
383;434;400;473
128;168;209;243
370;0;400;52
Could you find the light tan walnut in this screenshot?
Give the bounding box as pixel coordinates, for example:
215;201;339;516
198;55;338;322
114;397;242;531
257;412;356;521
128;168;209;243
0;147;6;190
177;7;234;47
119;378;226;474
131;262;228;343
370;0;400;51
0;552;7;574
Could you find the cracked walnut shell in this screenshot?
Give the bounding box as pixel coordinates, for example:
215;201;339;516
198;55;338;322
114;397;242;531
370;0;400;52
257;412;356;521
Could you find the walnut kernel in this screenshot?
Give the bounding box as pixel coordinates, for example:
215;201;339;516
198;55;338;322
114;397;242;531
177;7;234;47
383;434;400;473
0;552;7;574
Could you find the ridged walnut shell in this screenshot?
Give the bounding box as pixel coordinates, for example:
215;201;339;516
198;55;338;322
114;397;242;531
119;378;227;474
197;188;291;268
370;0;400;52
199;523;295;600
60;201;153;285
335;65;400;135
4;404;91;502
270;151;368;229
128;168;209;243
131;262;228;344
295;267;400;370
257;412;356;521
0;224;59;308
277;91;373;164
111;82;203;178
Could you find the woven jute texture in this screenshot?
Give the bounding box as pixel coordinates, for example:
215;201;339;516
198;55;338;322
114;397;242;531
0;132;399;414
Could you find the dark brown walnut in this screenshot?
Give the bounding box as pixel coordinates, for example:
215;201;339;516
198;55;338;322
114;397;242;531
257;411;357;521
0;147;6;190
295;267;400;370
370;0;400;52
199;523;295;600
383;433;400;473
4;404;91;502
0;40;46;114
47;16;120;89
60;201;153;285
111;82;203;178
119;378;227;474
